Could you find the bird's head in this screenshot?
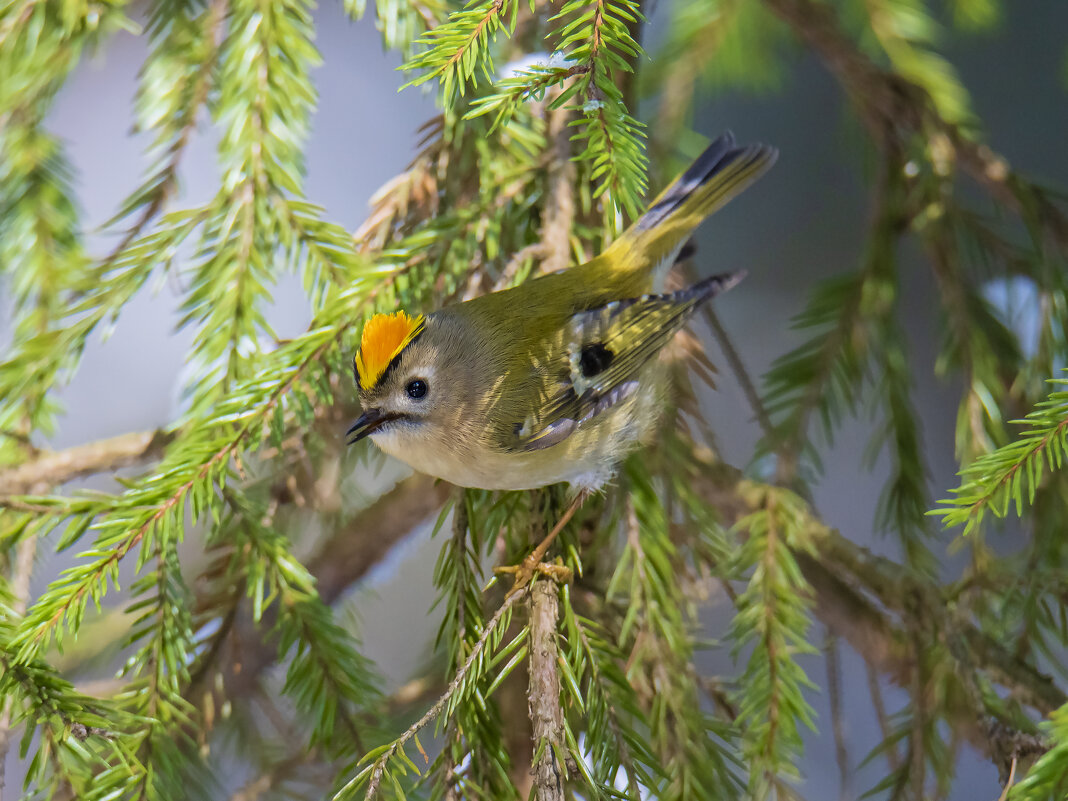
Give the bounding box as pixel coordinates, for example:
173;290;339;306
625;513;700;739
347;310;482;455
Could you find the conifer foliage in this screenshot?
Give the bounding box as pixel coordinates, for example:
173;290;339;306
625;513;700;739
1;0;1068;799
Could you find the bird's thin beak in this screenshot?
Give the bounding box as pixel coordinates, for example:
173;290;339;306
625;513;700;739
346;408;398;445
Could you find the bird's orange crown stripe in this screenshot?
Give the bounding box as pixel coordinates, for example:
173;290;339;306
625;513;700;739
355;311;425;390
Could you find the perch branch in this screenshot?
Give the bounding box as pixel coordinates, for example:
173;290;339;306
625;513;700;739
0;429;174;495
528;580;566;801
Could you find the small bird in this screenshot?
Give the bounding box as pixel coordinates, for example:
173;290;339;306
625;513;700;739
347;132;777;491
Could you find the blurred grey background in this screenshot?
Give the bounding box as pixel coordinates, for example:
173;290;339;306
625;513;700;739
3;0;1067;797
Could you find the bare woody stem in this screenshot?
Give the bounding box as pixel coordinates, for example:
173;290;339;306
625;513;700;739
0;536;38;796
528;580;566;801
540;97;575;276
0;429;174;496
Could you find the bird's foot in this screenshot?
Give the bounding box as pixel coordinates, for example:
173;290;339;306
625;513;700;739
494;494;585;597
495;557;573;597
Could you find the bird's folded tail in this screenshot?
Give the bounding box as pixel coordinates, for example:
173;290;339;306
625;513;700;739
600;132;777;287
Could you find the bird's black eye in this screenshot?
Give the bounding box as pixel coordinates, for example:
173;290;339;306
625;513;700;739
406;379;428;399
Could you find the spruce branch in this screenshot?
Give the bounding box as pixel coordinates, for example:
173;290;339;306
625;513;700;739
338;588;528;801
922;212;1017;462
466;64;591;130
862;154;937;569
7;283;376;662
935;377;1068;535
553;0;648;223
403;0;516;100
0;585;142;799
561;601;657;799
729;487;817;797
607;465;742;799
180;0;324;404
103;0;228;268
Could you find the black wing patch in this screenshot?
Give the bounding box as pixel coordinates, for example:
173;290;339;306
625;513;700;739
509;271;745;452
578;343;614;378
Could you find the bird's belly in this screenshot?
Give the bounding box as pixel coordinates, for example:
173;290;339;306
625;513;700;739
369;381;663;491
371;431;607;490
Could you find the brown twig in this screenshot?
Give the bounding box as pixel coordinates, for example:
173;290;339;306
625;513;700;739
0;429;174;496
703;307;776;442
540;98;575;276
0;536;37;800
825;635;852;801
995;757;1016;801
867;661;901;771
528;580;566;801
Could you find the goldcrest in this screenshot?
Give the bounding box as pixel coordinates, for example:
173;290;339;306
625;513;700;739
347;132;777;491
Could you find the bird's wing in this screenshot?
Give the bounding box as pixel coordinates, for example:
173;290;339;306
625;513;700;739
495;272;744;452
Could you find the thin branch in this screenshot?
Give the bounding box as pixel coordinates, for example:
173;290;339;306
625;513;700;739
867;661;901;771
0;429;174;495
995;757;1016;801
539;98;575;276
0;536;38;796
825;635;851;801
528;580;566;801
444;0;505;75
703;307;775;442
